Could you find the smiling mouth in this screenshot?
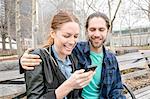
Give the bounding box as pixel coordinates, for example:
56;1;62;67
64;45;74;51
93;38;102;42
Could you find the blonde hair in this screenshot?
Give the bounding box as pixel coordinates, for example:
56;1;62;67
43;10;79;48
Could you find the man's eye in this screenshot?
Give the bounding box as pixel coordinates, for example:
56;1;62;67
99;28;105;31
90;28;96;32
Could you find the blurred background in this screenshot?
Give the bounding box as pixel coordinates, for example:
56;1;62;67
0;0;149;56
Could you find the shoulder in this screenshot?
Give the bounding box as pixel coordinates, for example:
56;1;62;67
76;41;88;48
73;41;90;54
30;48;49;58
104;49;118;68
105;50;116;59
103;46;116;59
31;48;44;54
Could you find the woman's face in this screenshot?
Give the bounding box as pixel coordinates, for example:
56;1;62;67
53;22;80;58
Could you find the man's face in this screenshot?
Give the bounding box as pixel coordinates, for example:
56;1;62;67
87;17;108;49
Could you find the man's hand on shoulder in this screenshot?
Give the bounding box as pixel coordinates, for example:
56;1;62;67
20;48;42;70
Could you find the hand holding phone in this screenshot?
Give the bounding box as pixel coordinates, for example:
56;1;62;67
85;65;97;72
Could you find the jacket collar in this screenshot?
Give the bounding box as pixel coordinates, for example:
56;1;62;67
78;41;112;64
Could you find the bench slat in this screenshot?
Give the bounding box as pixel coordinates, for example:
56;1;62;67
0;70;23;82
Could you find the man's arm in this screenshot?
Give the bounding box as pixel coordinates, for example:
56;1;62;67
19;48;42;73
110;56;126;99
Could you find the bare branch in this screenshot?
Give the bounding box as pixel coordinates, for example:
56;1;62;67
48;0;57;7
108;0;122;31
108;0;111;20
131;0;150;21
131;0;150;13
86;0;93;14
86;0;97;12
111;0;122;23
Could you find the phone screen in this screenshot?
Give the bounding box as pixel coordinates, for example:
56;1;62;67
85;65;97;72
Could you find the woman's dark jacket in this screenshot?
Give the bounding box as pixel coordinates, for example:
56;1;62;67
25;46;80;99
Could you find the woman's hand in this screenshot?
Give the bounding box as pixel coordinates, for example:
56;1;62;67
20;48;42;70
55;69;95;99
66;69;95;90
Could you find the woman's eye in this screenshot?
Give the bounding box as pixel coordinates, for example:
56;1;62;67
74;35;79;38
63;35;70;38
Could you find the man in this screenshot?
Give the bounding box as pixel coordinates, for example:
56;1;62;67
20;12;126;99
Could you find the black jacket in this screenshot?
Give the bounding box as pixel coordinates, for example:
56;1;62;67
25;46;80;99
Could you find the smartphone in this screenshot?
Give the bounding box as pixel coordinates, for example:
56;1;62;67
85;65;97;72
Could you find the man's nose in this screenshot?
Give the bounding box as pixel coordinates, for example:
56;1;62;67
94;30;101;37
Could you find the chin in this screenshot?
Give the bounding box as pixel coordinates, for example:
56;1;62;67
64;50;72;55
92;43;103;48
93;45;102;48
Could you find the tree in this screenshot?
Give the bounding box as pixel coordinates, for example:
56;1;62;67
131;0;150;45
108;0;122;32
0;0;7;50
131;0;150;21
107;0;122;51
15;0;22;56
5;0;13;50
0;0;16;50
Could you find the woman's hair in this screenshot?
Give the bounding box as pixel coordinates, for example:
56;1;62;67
44;10;79;48
85;12;110;30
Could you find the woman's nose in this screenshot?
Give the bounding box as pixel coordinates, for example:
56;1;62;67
69;37;77;44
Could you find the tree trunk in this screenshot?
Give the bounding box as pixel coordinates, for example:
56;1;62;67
129;27;133;46
129;32;133;46
32;0;38;48
2;34;6;50
8;36;12;49
148;1;150;21
108;0;122;52
15;0;22;57
7;0;12;50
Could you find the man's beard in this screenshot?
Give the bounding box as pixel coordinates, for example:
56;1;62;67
89;38;106;48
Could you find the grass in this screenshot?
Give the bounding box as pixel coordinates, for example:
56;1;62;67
139;46;150;50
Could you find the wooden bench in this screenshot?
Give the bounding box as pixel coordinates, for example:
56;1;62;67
117;51;150;99
0;70;25;98
1;51;149;99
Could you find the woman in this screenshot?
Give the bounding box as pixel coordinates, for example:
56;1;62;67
25;10;94;99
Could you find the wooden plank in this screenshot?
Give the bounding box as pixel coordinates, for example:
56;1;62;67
119;60;146;71
117;54;143;62
116;52;150;63
0;70;24;82
0;55;18;61
126;85;150;99
121;69;150;80
135;86;150;99
0;84;26;97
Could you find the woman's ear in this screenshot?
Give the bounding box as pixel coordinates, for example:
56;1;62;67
50;31;55;38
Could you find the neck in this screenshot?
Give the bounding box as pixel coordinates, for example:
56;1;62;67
53;45;66;62
90;45;103;53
